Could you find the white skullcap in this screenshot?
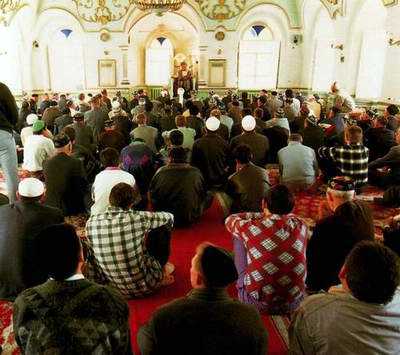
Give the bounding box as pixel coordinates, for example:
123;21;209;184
242;115;256;131
206;116;220;131
18;178;44;198
26;114;39;126
112;101;121;110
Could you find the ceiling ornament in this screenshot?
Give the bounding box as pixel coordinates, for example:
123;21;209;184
0;0;23;24
73;0;134;25
132;0;185;16
320;0;345;19
196;0;246;21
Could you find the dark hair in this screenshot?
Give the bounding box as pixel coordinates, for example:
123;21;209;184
289;133;303;142
62;126;76;142
38;224;81;281
271;91;278;96
231;101;239;107
345;241;400;304
189;105;200;116
285;89;294;98
387;104;399;116
100;147;120;167
169;129;184;146
234;144;253;164
169;146;187;163
109;182;136;210
145;100;153;113
242;108;252;117
78;93;85;101
265;184;294;215
258;96;267;104
50;100;58;107
62;107;71;115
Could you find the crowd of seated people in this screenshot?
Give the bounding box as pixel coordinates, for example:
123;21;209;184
0;80;400;354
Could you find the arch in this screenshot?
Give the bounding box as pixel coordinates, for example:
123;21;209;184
145;36;174;85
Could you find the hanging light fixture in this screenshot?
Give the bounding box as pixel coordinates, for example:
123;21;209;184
0;0;23;24
132;0;185;16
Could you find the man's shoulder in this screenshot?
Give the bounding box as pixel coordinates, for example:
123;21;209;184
296;293;348;320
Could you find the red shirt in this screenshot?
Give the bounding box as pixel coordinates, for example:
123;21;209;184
226;212;308;306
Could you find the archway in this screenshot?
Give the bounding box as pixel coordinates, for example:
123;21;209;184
145;37;173;86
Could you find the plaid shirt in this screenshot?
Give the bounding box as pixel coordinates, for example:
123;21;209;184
86;207;174;298
319;143;369;187
226;212;307;307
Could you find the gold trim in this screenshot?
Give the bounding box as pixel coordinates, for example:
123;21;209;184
98;59;117;87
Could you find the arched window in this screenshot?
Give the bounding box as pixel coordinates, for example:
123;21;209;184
146;37;173;86
238;25;280;90
0;26;22;94
48;29;85;92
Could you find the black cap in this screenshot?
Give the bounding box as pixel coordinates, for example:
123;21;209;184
200;245;238;288
53;133;71;148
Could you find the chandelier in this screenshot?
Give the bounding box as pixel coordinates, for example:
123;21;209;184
131;0;185;15
73;0;135;25
0;0;23;24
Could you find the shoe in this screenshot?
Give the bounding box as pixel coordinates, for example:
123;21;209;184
165;262;175;275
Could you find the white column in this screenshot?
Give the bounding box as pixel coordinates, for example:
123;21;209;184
198;45;208;87
119;45;130;85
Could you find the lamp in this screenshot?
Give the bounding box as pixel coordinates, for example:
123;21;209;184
132;0;185;16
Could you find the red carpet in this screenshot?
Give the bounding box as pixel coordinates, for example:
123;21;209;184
0;197;289;354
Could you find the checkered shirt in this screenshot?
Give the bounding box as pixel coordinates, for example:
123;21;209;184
226;212;308;306
318;143;369;187
86;206;174;298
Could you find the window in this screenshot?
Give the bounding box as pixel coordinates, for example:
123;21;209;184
238;26;280;90
146;37;173;86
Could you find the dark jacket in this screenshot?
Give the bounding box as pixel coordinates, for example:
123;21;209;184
71;122;95;153
226;163;270;213
306;201;374;292
137;288;268;355
42;106;61;131
369;145;400;185
98;130;127;153
113;116;134;146
387;115;398;131
0;201;63;300
84;108;107;144
54;114;73;135
364;127;396;162
230;132;270;167
263;126;289;163
300;125;325;153
0;82;18;133
150;163;206;226
216;123;230;141
191;133;229;188
43;153;88;216
187;115;204;139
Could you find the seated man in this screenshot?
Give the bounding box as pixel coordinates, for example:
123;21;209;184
306;177;374;292
230;115;270;168
91;148;137;215
22;120;55;179
319;125;369;188
86;183;174;298
290;241;400;355
138;242;268;355
13;223;132;354
299;114;324;153
384;104;399;131
159;129;185;164
369;127;400;188
225;185;308;315
225;144;270;213
43;133;89;216
130;113;159;153
364;116;396;162
0;178;63;300
150;147;208;226
278;133;318;191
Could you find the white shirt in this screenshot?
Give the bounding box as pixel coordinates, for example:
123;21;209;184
22;134;55;172
91;168;135;215
20;126;33;146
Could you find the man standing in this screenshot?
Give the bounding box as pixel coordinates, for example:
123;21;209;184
0;178;63;300
54;107;73;135
86;183;174;298
191;116;229;189
226;185;308;314
138;242;268;355
150;147;207;226
42;100;61;133
84;94;107;144
290;241;400;355
13;223;132;354
0;81;19;203
278;133;318;191
44;134;88;216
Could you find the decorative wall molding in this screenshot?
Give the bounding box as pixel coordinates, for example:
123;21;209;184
382;0;398;6
196;0;246;20
320;0;345;19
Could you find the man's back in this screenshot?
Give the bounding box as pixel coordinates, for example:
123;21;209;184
13;279;131;354
54;114;72;134
132;125;158;152
84;108;106;143
42;107;61;129
300;125;325;153
150;164;206;225
0;201;63;300
365;127;396;161
72;122;95;152
138;288;267;355
231;132;269;167
289;291;400;355
43;153;87;216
